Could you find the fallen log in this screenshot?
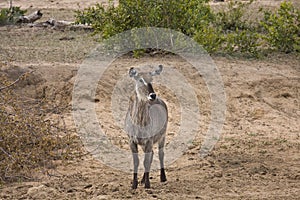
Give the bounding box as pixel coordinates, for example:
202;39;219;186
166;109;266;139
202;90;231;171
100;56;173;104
18;10;43;23
15;10;92;31
28;18;93;31
46;18;72;27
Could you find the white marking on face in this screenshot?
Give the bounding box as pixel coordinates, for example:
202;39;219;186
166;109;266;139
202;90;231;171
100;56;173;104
139;78;147;86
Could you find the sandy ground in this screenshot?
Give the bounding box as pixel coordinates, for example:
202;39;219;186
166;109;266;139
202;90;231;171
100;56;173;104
0;0;299;199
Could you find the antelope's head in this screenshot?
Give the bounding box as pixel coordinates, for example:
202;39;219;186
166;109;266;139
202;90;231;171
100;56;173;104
129;65;163;102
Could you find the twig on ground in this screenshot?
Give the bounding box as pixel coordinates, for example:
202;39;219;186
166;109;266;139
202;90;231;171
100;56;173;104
0;70;35;92
0;147;14;160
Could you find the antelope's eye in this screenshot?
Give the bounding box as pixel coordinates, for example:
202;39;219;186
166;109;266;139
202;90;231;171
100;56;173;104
139;79;144;83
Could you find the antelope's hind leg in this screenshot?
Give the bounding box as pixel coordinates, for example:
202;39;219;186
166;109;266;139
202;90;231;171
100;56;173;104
130;142;139;189
158;137;167;182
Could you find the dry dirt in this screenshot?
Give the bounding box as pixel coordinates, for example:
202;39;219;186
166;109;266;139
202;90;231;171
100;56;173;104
0;0;300;199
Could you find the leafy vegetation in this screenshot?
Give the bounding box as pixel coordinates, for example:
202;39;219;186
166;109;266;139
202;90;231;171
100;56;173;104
75;0;212;38
75;0;300;57
0;6;26;25
214;0;255;32
194;0;261;56
260;1;300;53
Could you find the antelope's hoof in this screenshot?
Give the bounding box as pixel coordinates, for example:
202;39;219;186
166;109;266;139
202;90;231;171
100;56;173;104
144;181;150;189
132;180;138;189
161;177;167;182
160;170;167;182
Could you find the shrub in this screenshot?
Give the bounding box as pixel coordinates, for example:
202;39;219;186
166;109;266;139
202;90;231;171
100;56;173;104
224;29;260;57
215;0;255;32
75;0;213;39
194;23;224;53
209;0;261;57
260;1;300;53
0;6;26;25
75;0;300;56
0;71;79;183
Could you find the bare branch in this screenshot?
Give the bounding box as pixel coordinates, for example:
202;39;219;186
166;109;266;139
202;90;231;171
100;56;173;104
9;0;12;10
46;170;63;178
0;147;14;160
0;70;35;92
18;10;43;23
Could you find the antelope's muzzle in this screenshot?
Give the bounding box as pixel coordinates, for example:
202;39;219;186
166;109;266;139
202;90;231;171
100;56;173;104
148;93;156;101
147;83;156;101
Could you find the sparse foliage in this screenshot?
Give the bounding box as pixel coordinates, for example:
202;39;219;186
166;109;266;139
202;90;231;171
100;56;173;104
75;0;213;38
224;30;260;57
260;1;300;53
215;0;255;31
75;0;300;57
193;23;224;53
0;69;80;184
0;6;26;25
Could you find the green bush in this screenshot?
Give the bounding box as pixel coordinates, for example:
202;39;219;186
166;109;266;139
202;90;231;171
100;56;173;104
224;29;260;57
215;0;255;32
194;23;224;53
75;0;213;39
207;0;260;57
260;1;300;53
0;6;26;25
75;0;300;56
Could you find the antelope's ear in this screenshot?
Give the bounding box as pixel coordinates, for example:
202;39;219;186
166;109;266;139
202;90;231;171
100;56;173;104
129;67;138;77
150;65;163;76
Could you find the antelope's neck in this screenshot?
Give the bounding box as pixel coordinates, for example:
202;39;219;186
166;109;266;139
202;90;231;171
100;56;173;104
130;95;151;127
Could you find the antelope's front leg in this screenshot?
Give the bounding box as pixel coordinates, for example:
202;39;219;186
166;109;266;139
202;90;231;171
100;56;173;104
130;142;139;189
141;150;153;185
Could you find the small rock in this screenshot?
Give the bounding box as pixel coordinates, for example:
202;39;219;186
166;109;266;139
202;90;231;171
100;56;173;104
102;183;109;187
59;36;75;41
27;185;45;196
27;185;58;199
112;187;119;192
3;105;15;115
92;195;111;200
214;171;223;178
67;188;77;193
84;184;93;189
146;189;153;194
